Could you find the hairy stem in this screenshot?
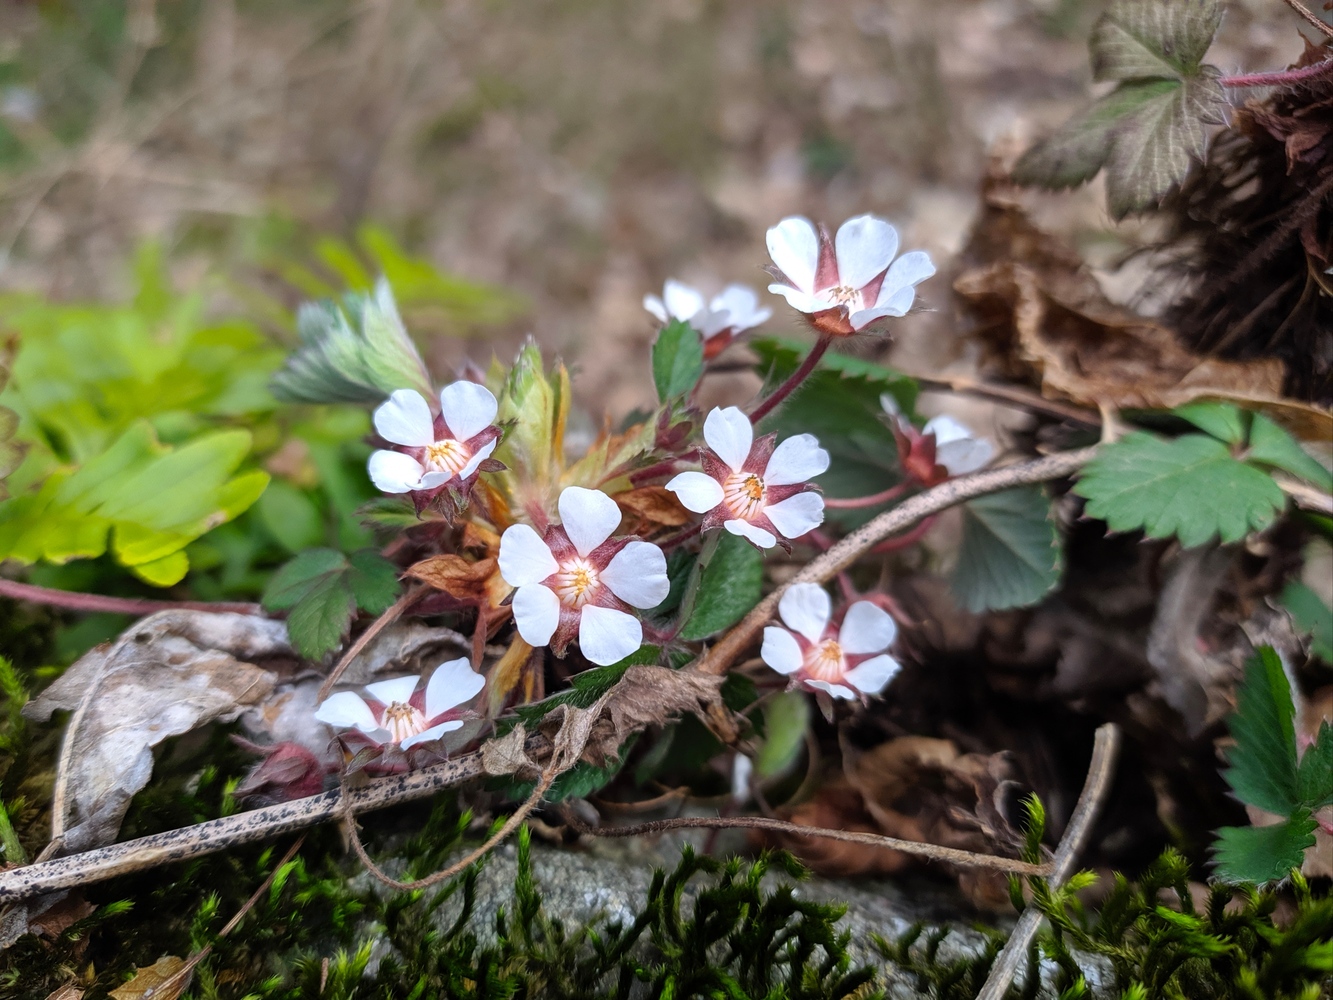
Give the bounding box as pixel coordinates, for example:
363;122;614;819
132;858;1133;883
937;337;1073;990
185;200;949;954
748;336;831;424
0;579;261;617
1220;58;1333;88
823;481;909;510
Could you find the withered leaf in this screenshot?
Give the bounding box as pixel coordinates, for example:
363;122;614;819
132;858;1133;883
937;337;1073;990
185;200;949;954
44;983;84;1000
614;486;691;532
406;554;497;601
108;957;190;1000
481;724;540;780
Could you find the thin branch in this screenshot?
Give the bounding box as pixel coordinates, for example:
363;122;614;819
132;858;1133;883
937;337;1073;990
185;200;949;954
0;579;261;617
1221;58;1333;88
696;446;1100;675
317;585;424;702
907;373;1102;426
1279;0;1333;39
975;723;1122;1000
561;812;1051;876
1274;474;1333;515
749;336;831;424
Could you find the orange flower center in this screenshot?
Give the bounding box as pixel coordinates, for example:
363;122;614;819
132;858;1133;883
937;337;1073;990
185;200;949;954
824;285;864;309
423;438;471;477
723;472;766;519
382;701;427;744
552;557;601;609
804;639;845;682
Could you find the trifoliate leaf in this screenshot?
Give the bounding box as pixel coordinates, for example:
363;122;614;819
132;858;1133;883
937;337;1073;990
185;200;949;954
652;319;705;402
679;532;764;641
1224;647;1300;817
284;573;357;663
1213;812;1317;885
1280;580;1333;664
1090;0;1222;81
270;279;433;405
950;486;1062;612
262;547;402;659
1074;432;1285;547
755;691;809;779
1297;722;1333;810
262;548;349;610
1173;400;1246;445
1247;413;1333;492
346;549;402;615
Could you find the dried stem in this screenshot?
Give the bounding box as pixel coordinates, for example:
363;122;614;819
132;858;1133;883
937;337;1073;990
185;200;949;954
317;585;425;702
905;373;1102;426
0;579;261;617
749;336;831;424
1279;0;1333;39
695;446;1100;675
974;722;1122;1000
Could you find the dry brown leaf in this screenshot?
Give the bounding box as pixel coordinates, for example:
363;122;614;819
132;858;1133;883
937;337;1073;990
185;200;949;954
28;894;94;939
405;554;498;601
955;182;1333;440
594;666;731;758
108;956;190;1000
24;611;291;852
486;637;539;715
614;486;691;533
43;983;84;1000
759;779;911;877
481;723;540;780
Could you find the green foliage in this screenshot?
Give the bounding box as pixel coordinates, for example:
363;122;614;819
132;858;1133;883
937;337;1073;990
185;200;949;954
0;341;22;499
261;547;401;660
678;531;765;640
1247;414;1333;492
950;485;1063;612
755;689;810;778
1213;647;1327;884
652;318;705;402
1013;0;1227;218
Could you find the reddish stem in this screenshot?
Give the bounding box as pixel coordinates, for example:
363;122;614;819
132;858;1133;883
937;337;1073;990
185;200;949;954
870;514;937;554
630;452;697;486
749;337;832;425
823;481;910;510
0;578;261;617
659;522;702;552
1219;59;1333;88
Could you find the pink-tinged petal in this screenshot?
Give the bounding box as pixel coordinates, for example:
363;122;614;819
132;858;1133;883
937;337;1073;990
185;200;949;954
458;437;498;480
439;381;498;442
512;584;561;647
875;250;936;306
315;691;379;732
665;471;724;513
725;518;777;549
761;626;803;675
763;492;825;540
704;406;754;472
368;450;427;493
766;217;820;293
498;524;559;587
578;605;643;666
922;415;973;446
778;582;831;644
807;679;858;700
399;719;465;750
847;306;899;330
365;675;421;707
711;284;771;331
767;283;835;315
602;540;670;609
763;434;830;486
424;657;486;719
838;601;897;655
558;486;623;558
834;215;899;291
935;437;995;476
374;389;436;447
843;654;901;695
693;307;733;339
643;294;669;324
663;279;706;321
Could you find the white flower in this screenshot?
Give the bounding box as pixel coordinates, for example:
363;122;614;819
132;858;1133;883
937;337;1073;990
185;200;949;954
765;214;935;336
760;583;901;700
881;394;996;485
497;486;670;666
644;279;771;358
665;406;828;549
315;658;485;750
368;381;500;494
922;415;995;476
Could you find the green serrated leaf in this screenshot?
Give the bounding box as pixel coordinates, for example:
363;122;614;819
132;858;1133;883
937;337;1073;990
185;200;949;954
1075;432;1285;547
1297;722;1333;810
755;691;809;779
1280;580;1333;664
261;548;349;611
1213;812;1316;885
1173;401;1246;445
1225;647;1300;817
950;486;1062;612
284;572;356;661
1091;0;1223;80
679;532;765;640
652;319;705;402
1247;414;1333;492
346;549;401;615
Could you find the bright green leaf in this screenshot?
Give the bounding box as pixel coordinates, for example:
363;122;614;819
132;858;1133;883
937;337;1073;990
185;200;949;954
1247;414;1333;492
1297;722;1333;810
950;486;1062;612
1075;432;1285;547
679;532;765;640
755;691;809;779
652;319;705;402
1213;812;1316;885
1173;401;1246;445
262;547;398;660
1224;647;1300;817
1281;580;1333;664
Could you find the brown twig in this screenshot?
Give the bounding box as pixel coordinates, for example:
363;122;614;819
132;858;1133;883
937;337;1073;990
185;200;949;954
1279;0;1333;39
974;722;1122;1000
561;812;1051;876
695;446;1100;675
0;579;261;617
317;585;425;702
907;373;1102;426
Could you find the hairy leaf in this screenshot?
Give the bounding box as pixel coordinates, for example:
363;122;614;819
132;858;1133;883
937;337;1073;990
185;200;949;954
1090;0;1222;80
1297;722;1333;810
1213;812;1317;885
1280;580;1333;664
1224;647;1300;817
262;547;401;659
1247;413;1333;491
652;319;705;402
950;486;1062;612
679;532;765;640
1075;432;1285;547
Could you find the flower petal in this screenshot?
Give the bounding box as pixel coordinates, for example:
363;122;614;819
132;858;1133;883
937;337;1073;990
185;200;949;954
512;584;560;647
439;380;498;442
763;492;825;540
364;675;421;707
703;406;753;472
368;450;427;493
765;217;820;293
665;471;724;513
424;657;486;719
558;486;623;558
374;389;436;447
834;215;899;290
766;283;835;315
578;605;643;666
725;518;776;548
643;294;669;324
498;524;559;586
935;437;996;476
778;582;831;644
847;306;899;330
711;284;771;331
922;415;973;446
838;601;897;655
420;471;453;489
602;540;670;609
843;654;901;696
315;691;379;732
458;437;498;480
400;720;465;750
876;250;936;305
761;626;803;675
763;433;829;486
806;679;858;700
663;279;705;321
